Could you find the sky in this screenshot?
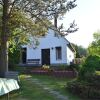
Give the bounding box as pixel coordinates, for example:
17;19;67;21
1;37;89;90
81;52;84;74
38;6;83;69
58;0;100;48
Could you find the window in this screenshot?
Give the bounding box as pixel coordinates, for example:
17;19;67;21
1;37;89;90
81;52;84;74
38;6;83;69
56;47;62;60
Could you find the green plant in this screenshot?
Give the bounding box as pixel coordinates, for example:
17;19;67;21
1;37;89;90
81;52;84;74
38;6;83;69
9;48;20;70
57;64;69;70
78;55;100;80
67;77;100;99
69;63;82;72
67;55;100;99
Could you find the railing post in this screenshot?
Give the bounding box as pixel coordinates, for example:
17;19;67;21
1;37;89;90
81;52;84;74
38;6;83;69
7;93;9;100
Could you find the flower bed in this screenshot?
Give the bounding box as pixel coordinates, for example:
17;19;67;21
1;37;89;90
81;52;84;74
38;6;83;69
30;69;77;78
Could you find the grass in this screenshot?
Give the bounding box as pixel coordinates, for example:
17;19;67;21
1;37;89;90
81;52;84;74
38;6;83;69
0;74;82;100
31;75;81;100
95;71;100;75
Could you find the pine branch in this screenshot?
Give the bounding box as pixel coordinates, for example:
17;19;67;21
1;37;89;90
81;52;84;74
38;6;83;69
58;20;79;36
8;0;16;16
0;0;3;5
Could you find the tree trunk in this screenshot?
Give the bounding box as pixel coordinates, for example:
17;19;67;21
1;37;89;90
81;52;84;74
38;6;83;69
0;41;8;75
54;14;58;28
0;0;9;77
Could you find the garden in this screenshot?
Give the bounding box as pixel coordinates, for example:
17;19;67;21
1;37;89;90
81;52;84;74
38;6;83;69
0;74;81;100
1;32;100;100
0;54;100;100
67;55;100;99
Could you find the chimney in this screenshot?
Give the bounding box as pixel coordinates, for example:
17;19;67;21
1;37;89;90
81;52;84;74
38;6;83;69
54;14;58;28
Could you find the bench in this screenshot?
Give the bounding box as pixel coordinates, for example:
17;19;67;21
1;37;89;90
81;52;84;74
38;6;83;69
5;71;20;82
0;77;20;100
27;59;40;64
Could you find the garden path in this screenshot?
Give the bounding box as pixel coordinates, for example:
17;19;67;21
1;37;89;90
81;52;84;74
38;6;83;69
26;77;68;100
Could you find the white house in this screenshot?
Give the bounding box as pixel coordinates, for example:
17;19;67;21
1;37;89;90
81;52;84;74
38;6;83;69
21;28;75;66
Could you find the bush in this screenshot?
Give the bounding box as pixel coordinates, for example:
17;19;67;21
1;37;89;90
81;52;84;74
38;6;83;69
78;55;100;80
9;49;20;70
57;63;81;71
66;55;100;99
67;81;90;98
67;75;100;99
70;63;82;72
51;64;69;71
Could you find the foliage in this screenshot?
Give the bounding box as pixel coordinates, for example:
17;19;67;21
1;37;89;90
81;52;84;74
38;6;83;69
3;0;77;39
66;55;100;98
52;63;81;71
0;0;78;73
67;76;100;99
96;71;100;75
8;47;20;70
70;63;82;72
88;31;100;57
0;0;78;41
66;54;100;99
57;64;69;70
51;64;71;71
72;44;87;58
78;55;100;80
77;46;87;57
0;74;81;100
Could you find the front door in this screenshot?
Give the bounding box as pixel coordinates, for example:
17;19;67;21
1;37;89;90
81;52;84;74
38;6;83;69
41;49;50;65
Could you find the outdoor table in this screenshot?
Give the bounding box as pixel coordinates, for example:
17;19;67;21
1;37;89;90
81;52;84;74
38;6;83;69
0;78;20;100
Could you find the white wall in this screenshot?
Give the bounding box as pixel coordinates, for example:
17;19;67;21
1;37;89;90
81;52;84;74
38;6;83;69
23;28;74;65
66;46;75;65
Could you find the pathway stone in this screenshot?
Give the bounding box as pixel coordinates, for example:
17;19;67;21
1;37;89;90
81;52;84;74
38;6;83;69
26;77;68;100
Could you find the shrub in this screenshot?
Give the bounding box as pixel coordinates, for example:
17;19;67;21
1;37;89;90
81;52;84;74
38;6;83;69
66;55;100;99
52;64;69;71
9;48;20;70
67;81;90;98
67;75;100;99
58;64;80;71
78;55;100;80
69;63;82;72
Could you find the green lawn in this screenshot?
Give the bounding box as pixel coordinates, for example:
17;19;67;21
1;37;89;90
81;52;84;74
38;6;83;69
0;74;82;100
31;75;82;100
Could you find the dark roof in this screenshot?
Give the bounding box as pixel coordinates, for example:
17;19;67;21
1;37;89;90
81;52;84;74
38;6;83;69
67;42;76;53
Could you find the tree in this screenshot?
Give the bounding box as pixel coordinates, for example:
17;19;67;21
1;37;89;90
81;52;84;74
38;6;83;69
72;44;87;58
88;31;100;56
0;0;77;76
77;46;87;57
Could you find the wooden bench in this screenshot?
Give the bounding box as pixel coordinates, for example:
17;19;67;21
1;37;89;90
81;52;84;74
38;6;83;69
5;71;20;82
0;77;20;100
27;59;40;64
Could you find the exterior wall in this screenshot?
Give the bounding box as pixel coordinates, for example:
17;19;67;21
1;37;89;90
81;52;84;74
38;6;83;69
25;29;69;65
39;29;68;65
22;29;74;65
66;46;75;65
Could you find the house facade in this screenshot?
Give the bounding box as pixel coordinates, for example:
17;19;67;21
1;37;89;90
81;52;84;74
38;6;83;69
21;28;75;66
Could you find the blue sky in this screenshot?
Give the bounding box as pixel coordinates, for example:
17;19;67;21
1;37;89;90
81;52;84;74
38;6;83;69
59;0;100;48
